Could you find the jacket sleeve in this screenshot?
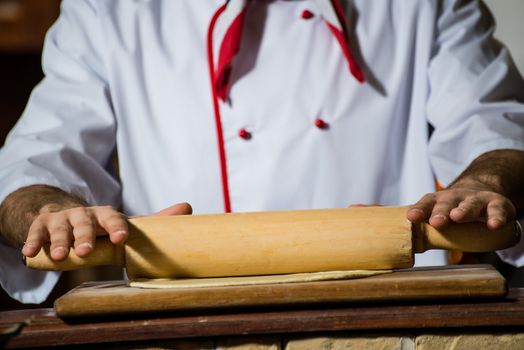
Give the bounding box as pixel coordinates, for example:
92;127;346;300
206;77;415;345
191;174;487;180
426;0;524;266
0;0;120;303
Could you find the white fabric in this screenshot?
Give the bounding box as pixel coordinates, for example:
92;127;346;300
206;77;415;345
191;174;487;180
0;239;60;304
1;0;524;303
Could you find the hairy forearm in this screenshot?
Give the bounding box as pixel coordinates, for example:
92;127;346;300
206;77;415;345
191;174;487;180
0;185;87;248
449;149;524;215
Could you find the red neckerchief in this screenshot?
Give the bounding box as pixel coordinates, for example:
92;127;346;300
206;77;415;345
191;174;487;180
209;0;365;102
206;0;365;213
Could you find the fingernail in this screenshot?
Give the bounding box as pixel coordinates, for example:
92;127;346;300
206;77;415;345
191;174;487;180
52;247;68;255
410;208;424;214
488;218;502;226
22;243;35;253
77;242;93;250
433;214;447;221
113;230;127;238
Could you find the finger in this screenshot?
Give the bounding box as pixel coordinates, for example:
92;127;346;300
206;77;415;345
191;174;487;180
92;206;128;244
47;217;74;261
486;199;516;230
22;217;48;257
449;196;485;223
428;196;462;228
67;207;97;258
407;194;436;223
153;202;193;216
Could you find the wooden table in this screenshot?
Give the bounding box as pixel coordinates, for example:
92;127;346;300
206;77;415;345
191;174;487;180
1;289;524;349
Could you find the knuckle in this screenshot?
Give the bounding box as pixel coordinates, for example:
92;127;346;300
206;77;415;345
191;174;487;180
36;211;67;226
72;228;95;242
29;215;45;229
489;199;515;214
73;232;95;244
72;223;96;235
33;212;51;224
487;200;506;210
48;222;71;233
25;238;42;246
433;201;453;210
437;194;461;204
73;219;95;229
26;221;44;236
490;201;505;209
468;196;484;207
50;237;70;246
94;206;122;219
68;206;90;217
459;198;482;212
101;211;127;226
106;213;126;223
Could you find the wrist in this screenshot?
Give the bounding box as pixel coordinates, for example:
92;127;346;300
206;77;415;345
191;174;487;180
0;185;87;248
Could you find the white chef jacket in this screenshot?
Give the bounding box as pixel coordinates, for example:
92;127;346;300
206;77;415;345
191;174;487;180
1;0;524;304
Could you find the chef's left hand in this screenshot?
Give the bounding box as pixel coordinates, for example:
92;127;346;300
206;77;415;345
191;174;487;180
407;179;516;230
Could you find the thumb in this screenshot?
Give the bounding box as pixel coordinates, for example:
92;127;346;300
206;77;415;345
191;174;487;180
152;202;193;216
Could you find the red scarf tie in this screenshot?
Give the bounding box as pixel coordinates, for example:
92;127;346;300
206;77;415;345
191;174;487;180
206;0;365;212
209;0;365;102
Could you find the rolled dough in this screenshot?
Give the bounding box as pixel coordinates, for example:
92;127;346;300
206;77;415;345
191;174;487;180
129;270;392;289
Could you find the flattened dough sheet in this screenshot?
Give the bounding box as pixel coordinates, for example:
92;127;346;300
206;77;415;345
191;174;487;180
129;270;392;289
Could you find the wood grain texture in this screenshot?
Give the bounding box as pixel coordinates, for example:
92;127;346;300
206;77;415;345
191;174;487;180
2;287;524;349
27;207;414;275
124;207;414;278
412;220;520;253
54;265;507;318
26;207;519;278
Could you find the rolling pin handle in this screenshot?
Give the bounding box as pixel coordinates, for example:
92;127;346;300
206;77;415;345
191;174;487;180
25;237;124;271
414;220;519;253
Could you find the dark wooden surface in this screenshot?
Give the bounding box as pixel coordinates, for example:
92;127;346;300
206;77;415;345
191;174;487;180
1;289;524;349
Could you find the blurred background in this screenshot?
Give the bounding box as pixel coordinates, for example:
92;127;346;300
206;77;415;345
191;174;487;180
0;0;523;310
485;0;524;74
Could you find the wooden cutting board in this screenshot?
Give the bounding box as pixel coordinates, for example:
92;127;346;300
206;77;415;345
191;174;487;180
55;265;506;319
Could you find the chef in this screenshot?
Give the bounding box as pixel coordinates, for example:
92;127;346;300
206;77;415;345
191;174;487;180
1;0;524;304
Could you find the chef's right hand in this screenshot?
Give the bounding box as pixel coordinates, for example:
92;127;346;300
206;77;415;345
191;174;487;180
22;202;192;261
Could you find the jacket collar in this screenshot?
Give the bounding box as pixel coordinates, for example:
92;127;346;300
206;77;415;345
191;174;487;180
208;0;364;101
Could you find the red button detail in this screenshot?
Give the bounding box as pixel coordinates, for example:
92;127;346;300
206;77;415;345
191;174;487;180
314;118;329;129
238;128;252;140
301;10;314;19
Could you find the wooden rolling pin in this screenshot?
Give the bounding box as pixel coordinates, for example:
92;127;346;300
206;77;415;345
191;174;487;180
25;206;520;278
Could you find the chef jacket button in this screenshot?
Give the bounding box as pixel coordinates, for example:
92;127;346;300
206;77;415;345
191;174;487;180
314;118;329;130
238;128;252;140
301;10;315;19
